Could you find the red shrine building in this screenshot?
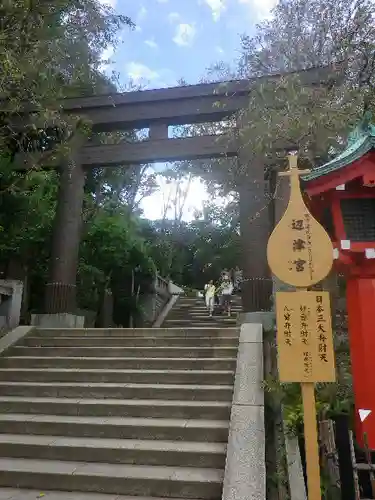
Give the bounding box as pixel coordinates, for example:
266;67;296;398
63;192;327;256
302;118;375;449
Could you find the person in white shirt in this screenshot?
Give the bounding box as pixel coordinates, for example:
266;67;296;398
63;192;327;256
204;280;216;317
219;275;234;316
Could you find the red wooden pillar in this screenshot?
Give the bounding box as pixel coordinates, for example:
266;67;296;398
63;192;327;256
346;273;375;449
302;126;375;451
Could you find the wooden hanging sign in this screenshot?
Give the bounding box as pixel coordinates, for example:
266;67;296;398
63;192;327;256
268;154;337;500
276;290;335;383
267;155;333;287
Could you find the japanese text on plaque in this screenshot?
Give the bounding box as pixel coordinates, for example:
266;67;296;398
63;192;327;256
276;291;336;383
288;215;314;281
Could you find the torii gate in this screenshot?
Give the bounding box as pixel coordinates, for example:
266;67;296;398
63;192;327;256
13;66;334;323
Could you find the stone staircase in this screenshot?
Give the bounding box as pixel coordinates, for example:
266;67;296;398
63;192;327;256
162;295;242;329
0;326;240;500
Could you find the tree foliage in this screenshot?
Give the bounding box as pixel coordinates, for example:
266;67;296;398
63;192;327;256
190;0;375;199
236;0;375;161
147;201;241;289
0;0;154;322
0;0;133;161
2;0;371;336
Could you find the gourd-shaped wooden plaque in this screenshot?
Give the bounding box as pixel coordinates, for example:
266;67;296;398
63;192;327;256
267;155;333;287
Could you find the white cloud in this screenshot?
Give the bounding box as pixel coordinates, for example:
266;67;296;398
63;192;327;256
168;12;181;23
98;0;117;7
99;45;114;73
216;46;224;54
145;39;158;49
238;0;277;19
134;6;147;33
138;6;147;19
101;46;114;61
173;23;196;47
204;0;226;21
126;62;159;83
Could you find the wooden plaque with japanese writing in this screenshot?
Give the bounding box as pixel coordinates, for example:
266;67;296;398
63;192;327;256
276;291;336;383
267;156;333;287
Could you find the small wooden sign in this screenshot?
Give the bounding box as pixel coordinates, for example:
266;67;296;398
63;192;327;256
267;155;333;287
276;290;336;383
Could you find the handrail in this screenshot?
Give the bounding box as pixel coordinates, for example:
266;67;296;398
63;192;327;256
155;274;169;289
0;280;24;330
153;274;170;298
0;280;15;296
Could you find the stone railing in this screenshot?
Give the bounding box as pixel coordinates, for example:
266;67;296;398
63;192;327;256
140;274;184;327
155;275;169;295
150;274;171;322
139;274;172;326
225;313;306;500
222;321;266;500
153;279;184;327
0;279;24;330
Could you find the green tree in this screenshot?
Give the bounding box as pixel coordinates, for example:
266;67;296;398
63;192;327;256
145;197;241;290
0;0;162;322
0;0;133;161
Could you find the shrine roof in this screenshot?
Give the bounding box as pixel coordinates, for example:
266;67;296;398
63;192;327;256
302;114;375;182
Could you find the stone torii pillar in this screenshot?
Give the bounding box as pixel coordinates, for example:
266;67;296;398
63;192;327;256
45;156;85;313
238;155;272;313
33;144;86;327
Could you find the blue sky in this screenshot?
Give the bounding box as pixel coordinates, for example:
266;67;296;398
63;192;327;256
99;0;276;220
101;0;276;88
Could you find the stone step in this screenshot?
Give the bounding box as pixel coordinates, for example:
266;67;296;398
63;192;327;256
9;346;237;358
164;315;238;320
162;328;238;332
169;303;241;308
163;322;237;329
176;296;241;301
181;299;242;302
0;434;226;468
0;458;223;498
0;326;237;500
33;328;239;338
0;357;237;370
164;318;237;324
0;489;203;500
0;382;233;401
171;313;241;317
172;297;202;301
171;306;242;311
0;414;229;442
166;313;237;322
22;336;239;348
0;397;232;419
166;315;240;322
0;368;234;385
182;319;234;322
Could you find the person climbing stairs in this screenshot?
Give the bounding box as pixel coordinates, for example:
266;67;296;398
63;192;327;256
162;294;242;328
